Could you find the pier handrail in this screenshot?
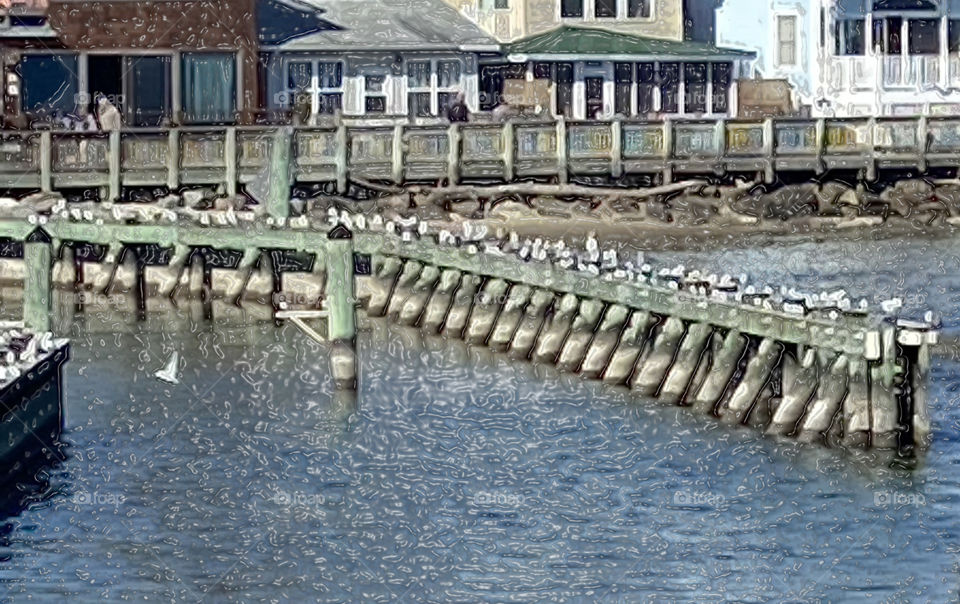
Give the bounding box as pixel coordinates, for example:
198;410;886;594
0;114;953;197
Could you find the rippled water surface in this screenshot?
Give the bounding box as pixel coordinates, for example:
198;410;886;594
2;234;960;602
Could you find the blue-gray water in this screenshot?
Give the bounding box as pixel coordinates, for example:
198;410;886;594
2;234;960;602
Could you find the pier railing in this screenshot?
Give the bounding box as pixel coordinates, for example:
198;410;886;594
0;115;955;197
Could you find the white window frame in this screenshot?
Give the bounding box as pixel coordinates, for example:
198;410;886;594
362;71;389;114
405;57;463;118
282;57;344;122
558;0;654;22
775;13;799;67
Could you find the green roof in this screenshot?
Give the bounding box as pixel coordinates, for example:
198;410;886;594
505;25;755;60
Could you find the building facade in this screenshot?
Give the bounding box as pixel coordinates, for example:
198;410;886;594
444;0;685;42
261;0;498;122
718;0;960;117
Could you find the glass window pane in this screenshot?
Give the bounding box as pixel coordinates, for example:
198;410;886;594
615;62;633;83
712;62;731;114
595;0;615;18
659;63;680;113
561;0;583;18
409;92;432;117
365;75;385;93
615;83;631;115
19;53;79;117
182;52;236;124
365;96;385;113
318;62;341;89
438;92;457;113
909;19;939;54
533;63;552;79
438;61;461;88
317;93;342;115
288;61;312;90
131;55;171;127
408;61;431;88
628;0;650;17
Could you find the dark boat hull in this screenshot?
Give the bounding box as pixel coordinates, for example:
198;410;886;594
0;344;69;482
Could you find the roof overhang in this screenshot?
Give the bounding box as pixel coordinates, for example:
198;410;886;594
505;53;754;62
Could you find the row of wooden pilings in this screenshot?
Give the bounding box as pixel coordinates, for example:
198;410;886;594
357;253;933;452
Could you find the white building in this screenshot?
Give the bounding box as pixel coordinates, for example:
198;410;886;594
261;0;499;122
718;0;960;117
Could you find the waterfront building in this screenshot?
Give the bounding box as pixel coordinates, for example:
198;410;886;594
718;0;960;117
260;0;499;122
8;0;337;126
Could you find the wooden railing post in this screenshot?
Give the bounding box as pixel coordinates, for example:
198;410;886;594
266;126;293;220
108;129;121;202
224;125;237;196
917;114;928;173
335;123;348;194
39;131;51;193
502;120;514;182
555;116;566;184
866;116;877;181
167;128;180;191
391;124;404;185
762;117;775;183
23;227;52;332
610;118;622;179
662;118;673;183
447;122;460;186
815;118;826;174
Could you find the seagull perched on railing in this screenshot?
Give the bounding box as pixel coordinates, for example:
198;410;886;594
880;298;902;314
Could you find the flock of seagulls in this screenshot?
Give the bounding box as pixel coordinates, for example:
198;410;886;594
324;210;925;324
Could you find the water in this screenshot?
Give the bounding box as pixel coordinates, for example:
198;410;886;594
1;235;960;602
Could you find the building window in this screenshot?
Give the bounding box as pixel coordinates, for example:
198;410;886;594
835;19;866;56
595;0;616;18
659;63;680;113
614;62;632;115
684;62;707;114
909;19;939;55
407;59;463;118
628;0;650;18
777;15;797;66
182;53;236;124
561;0;583;18
637;62;655;114
950;20;960;52
283;59;343;120
364;75;386;114
129;56;171;127
556;62;574;117
711;62;731;114
495;0;509;7
19;53;79;118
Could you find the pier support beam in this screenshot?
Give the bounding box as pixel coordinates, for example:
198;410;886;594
23;227;52;332
267;126;293;221
326;225;356;390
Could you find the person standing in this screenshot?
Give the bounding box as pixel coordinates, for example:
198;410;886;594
447;92;469;123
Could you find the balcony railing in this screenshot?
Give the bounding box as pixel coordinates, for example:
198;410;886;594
0;116;955;195
828;54;949;92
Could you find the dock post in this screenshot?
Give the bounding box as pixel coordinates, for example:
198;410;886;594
23;227;52;332
326;224;356;390
266;126;292;221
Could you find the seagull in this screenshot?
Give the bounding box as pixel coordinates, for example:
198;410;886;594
155;351;180;385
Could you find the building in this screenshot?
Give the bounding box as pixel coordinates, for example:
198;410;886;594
8;0;337;126
260;0;499;122
489;25;753;119
445;0;686;42
718;0;960;117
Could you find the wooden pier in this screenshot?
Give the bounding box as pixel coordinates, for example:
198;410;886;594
0;116;955;203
